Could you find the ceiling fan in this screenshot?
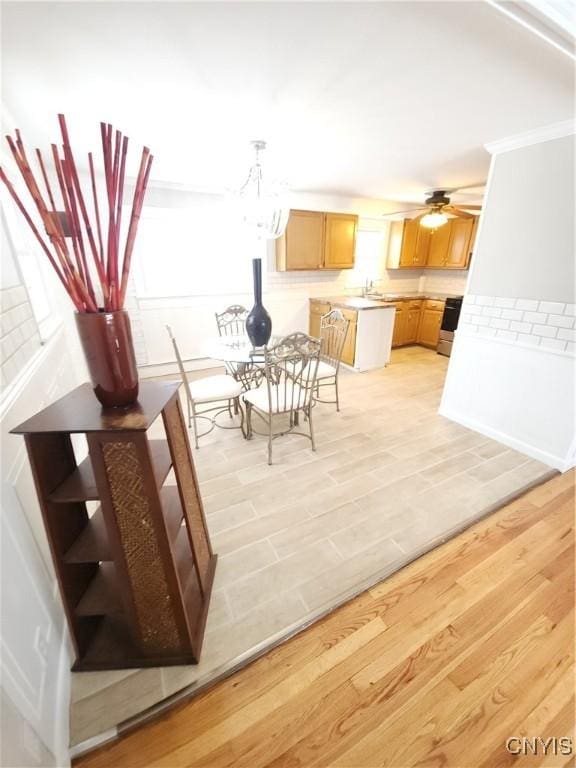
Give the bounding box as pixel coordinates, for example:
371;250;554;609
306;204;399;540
384;188;483;229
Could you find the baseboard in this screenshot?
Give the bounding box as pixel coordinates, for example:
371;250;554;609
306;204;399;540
439;405;574;472
69;729;118;760
53;621;72;767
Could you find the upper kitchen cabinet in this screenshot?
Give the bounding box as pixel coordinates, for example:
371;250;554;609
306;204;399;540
386;216;478;270
276;210;324;270
388;219;430;268
445;217;477;268
276;210;357;271
323;213;358;269
426;223;452;267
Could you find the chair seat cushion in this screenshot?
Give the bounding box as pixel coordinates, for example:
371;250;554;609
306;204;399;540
302;360;337;380
189;374;243;403
243;382;307;413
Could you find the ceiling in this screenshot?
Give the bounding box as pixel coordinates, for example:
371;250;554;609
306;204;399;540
1;1;574;205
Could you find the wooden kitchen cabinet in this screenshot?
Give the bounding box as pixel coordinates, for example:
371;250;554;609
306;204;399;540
340;311;357;366
426;224;452;268
309;300;331;339
323;213;357;269
277;210;357;271
277;210;324;270
391;219;430;268
404;301;423;344
445;217;476;268
387;216;478;271
418;302;444;348
391;303;406;347
391;299;423;346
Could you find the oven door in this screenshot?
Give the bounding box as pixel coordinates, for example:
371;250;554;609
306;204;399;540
441;298;463;333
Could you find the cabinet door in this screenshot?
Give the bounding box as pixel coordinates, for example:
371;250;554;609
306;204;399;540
400;219;430;267
446;217;475;269
391;304;406;347
405;308;421;344
277;210;324;270
426;222;451;268
413;226;431;266
399;220;418;267
341;317;357;365
323;213;357;269
418;309;443;348
309;301;330;339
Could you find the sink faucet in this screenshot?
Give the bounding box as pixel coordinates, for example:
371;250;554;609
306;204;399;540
362;278;374;297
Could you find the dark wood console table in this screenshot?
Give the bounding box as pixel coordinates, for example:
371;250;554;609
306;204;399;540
12;381;216;671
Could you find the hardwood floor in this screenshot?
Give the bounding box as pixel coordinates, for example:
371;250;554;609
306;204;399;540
76;470;575;768
70;349;555;746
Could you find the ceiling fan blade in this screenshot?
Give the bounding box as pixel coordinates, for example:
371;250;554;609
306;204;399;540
457;204;482;210
382;206;427;217
445;206;474;219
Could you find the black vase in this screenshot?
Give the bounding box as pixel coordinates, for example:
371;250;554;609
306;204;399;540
246;258;272;347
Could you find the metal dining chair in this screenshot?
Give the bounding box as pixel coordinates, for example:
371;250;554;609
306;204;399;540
313;308;350;411
243;333;321;465
215;305;249;339
166;325;244;449
215;304;263;393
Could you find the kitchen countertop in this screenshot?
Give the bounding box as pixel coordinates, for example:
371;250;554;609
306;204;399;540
312;296;396;310
310;292;462;310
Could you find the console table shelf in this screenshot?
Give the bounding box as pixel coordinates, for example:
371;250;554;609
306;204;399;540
12;381;216;671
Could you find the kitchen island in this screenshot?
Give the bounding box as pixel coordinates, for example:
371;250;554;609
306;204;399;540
309;297;396;372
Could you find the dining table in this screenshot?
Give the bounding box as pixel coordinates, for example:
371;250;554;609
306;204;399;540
202;334;283;390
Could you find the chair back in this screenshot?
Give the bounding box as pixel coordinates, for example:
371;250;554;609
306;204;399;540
320;309;350;371
215;305;249;337
263;333;321;414
165;325;194;405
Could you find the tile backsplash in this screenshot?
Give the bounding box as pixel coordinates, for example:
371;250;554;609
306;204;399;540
460;295;575;355
1;284;42;390
420;270;469;295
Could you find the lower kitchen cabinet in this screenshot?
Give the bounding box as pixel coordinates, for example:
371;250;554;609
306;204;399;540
391;303;406;347
418;303;444;348
404;301;422;343
309;301;331;339
392;298;443;348
340;310;357;366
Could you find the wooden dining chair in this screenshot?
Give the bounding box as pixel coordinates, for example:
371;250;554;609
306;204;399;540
243;333;321;465
166;325;244;449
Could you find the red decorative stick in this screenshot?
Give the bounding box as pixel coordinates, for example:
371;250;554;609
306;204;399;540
1;116;151;313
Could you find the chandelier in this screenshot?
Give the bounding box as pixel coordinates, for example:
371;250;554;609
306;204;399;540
238;140;289;240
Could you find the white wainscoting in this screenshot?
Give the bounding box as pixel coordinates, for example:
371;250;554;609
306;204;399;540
1;325;82;768
440;329;576;471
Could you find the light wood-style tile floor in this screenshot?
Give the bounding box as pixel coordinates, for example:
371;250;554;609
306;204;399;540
70;347;556;749
76;470;575;768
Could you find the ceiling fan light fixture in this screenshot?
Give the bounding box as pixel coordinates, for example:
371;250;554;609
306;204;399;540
420;211;448;229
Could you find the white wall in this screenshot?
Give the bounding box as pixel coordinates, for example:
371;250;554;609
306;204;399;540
1;146;86;765
441;125;576;471
467;134;574;302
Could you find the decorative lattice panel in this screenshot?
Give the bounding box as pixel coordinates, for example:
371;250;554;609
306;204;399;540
102;441;182;653
163;401;211;591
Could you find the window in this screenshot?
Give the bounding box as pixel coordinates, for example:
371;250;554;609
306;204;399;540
131;199;265;298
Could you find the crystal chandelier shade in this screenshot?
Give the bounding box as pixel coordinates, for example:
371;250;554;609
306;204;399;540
238;140;289;240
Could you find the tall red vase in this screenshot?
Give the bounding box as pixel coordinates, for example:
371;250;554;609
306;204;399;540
75;310;139;408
